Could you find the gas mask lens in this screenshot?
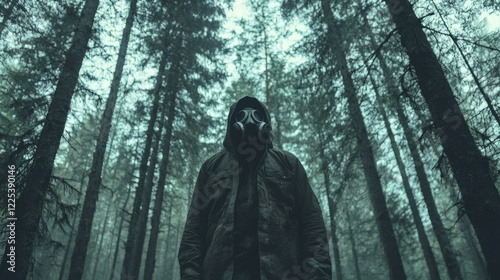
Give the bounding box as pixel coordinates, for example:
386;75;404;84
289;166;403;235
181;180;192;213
252;110;264;122
235;109;264;123
235;110;247;122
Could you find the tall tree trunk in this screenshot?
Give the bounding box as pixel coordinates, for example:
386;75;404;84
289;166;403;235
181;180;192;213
264;28;270;112
160;200;174;279
58;209;77;280
361;6;465;279
121;48;168;279
143;89;178;280
0;0;18;38
0;1;100;279
35;221;58;279
58;164;90;280
394;79;464;280
358;24;442;276
368;67;441;280
102;202;117;278
101;205;119;279
126;90;170;279
462;221;489;279
98;151;122;278
108;171;133;280
67;1;136;279
345;207;362;280
320;1;407;279
448;185;489;279
169;216;183;280
90;202;111;280
318;141;343;280
383;2;500;277
325;183;342;280
274;102;282;148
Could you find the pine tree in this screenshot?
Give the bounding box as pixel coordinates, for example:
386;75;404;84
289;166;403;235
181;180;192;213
120;50;167;279
382;0;500;277
319;1;407;278
0;1;100;278
66;1;137;279
143;89;177;280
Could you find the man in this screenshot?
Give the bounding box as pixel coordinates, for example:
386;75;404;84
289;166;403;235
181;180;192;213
178;96;331;280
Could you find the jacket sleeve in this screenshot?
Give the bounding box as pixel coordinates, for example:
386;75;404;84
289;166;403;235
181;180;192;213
178;164;208;280
294;157;332;280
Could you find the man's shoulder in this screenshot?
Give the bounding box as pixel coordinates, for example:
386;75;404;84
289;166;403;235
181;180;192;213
269;146;299;161
200;149;232;171
267;147;300;171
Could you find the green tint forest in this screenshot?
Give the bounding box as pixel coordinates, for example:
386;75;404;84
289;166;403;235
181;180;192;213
0;0;499;279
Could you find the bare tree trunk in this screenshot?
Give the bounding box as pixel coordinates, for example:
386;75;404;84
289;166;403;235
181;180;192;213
325;186;342;280
395;89;463;280
382;1;500;278
318;141;343;280
90;202;111;280
160;201;174;279
358;26;442;276
34;220;59;279
108;171;133;280
102;203;117;278
0;0;19;38
274;102;282;148
127;91;170;279
67;2;136;279
98;153;122;278
368;68;441;280
101;206;119;279
168;216;183;280
360;8;466;279
58;210;77;280
345;207;362;280
462;222;489;278
320;1;407;279
121;48;168;280
448;185;489;279
264;28;270;112
58;164;90;280
0;1;100;279
143;85;178;280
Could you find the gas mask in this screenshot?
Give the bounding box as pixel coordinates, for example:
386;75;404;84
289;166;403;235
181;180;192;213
231;107;270;144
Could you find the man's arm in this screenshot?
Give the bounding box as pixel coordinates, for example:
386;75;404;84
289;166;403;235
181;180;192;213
178;165;208;280
294;158;332;280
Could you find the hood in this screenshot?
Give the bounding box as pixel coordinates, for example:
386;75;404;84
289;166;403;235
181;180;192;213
223;96;273;152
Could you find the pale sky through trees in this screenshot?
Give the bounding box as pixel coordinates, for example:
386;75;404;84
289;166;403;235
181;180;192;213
223;0;499;87
1;0;499;279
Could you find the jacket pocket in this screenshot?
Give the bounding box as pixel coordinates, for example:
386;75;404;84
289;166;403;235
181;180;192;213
206;179;231;236
265;167;296;226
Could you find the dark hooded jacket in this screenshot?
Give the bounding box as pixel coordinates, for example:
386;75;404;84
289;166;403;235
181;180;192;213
178;96;332;280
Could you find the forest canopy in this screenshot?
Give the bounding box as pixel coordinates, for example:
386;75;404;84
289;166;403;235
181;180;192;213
0;0;499;279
